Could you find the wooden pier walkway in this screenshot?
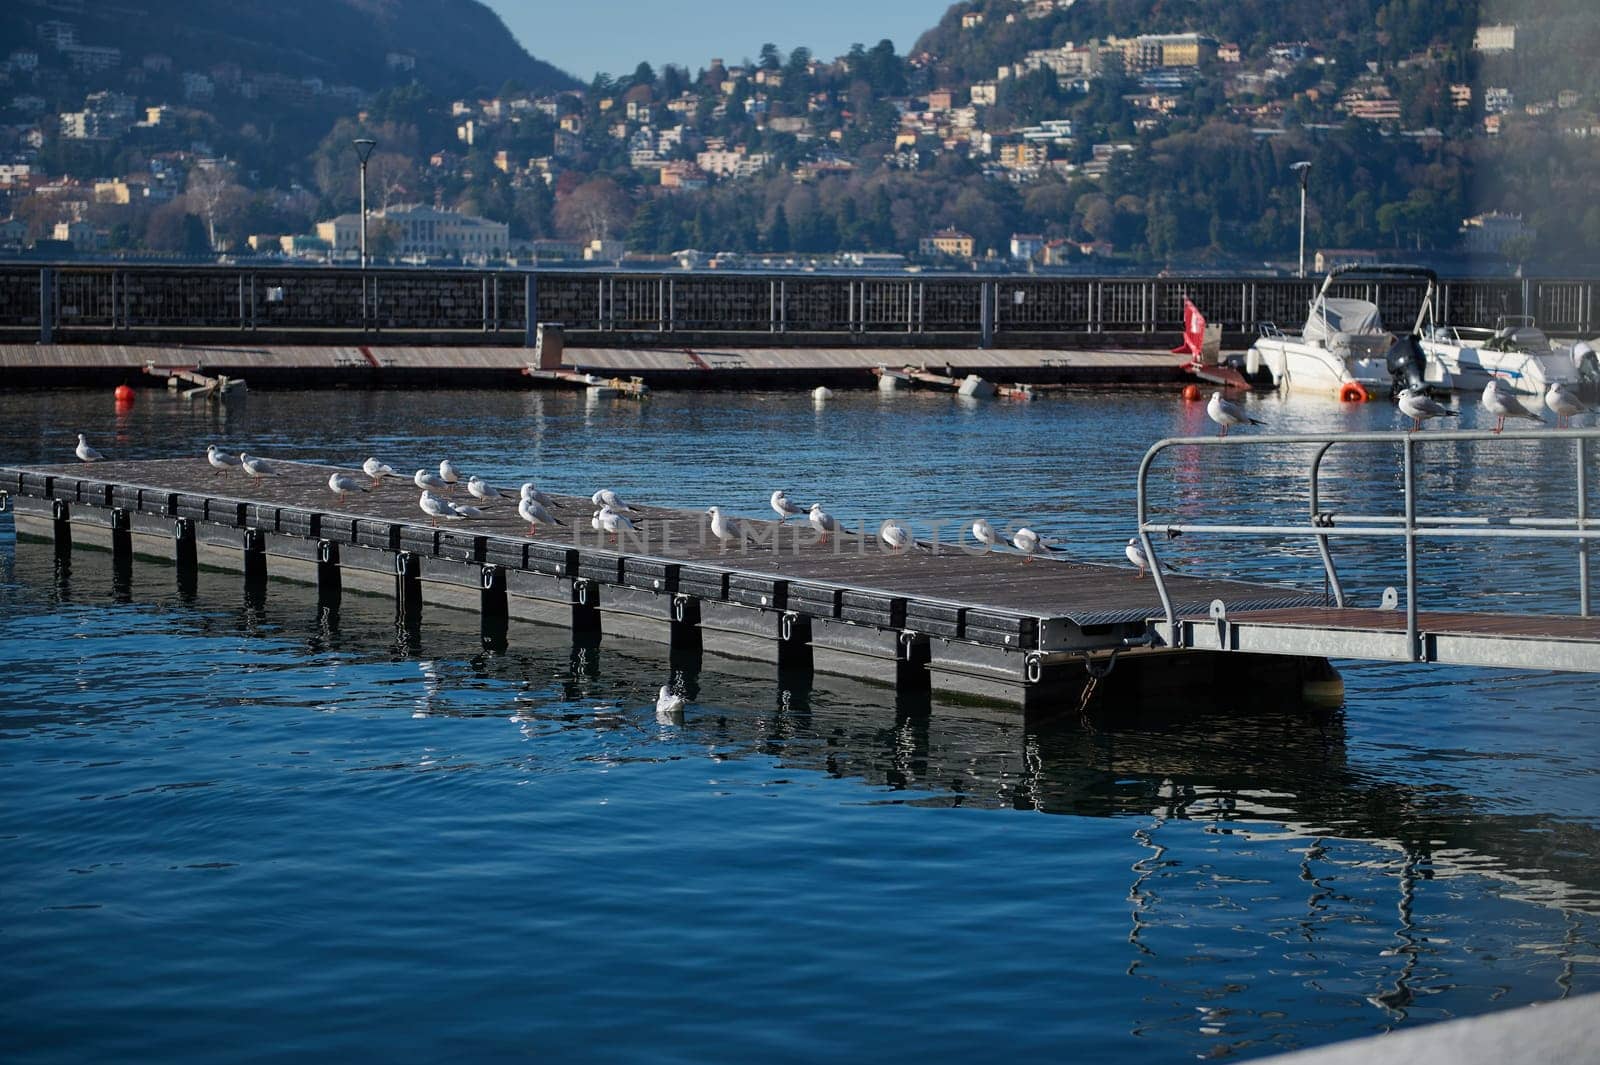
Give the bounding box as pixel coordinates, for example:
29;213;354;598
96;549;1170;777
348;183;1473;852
3;456;1325;708
7;453;1596;707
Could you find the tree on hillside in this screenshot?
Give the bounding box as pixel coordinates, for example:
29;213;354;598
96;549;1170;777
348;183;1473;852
554;177;633;243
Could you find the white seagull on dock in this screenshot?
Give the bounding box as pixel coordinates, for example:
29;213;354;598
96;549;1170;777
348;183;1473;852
414;468;450;493
808;502;842;544
419;490;465;526
1398;387;1456;432
971;518;1006;552
75;433;104;463
1480;379;1542;434
707;506;751;547
1126;537;1150;578
878;519;928;553
240;453;278;484
655;685;686;724
1206;391;1263;437
467;476;517;504
327;471;368;504
1546;381;1588;429
521;482;559;510
1010;527;1063;563
592;488;636;514
518;494;564;533
594;505;636;541
438;459;463;491
206;445;240;476
362;457;399;486
771;489;806;523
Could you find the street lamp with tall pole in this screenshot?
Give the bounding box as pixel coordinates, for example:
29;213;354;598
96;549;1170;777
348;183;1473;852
353;137;377;268
1290;160;1312;279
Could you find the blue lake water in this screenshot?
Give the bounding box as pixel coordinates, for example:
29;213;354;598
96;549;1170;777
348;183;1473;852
2;385;1597;1062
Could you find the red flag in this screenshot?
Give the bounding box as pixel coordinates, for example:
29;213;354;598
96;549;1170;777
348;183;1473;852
1171;299;1207;357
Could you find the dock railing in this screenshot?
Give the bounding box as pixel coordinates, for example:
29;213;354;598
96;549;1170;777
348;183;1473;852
1136;428;1598;659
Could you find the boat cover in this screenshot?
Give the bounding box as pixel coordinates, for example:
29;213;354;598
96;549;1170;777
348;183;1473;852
1303;298;1384;341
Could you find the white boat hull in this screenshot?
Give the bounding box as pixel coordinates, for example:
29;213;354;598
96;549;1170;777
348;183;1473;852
1249;339;1393;397
1420;339;1581;396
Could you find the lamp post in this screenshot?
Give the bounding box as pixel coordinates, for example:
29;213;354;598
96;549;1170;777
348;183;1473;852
353;137;377;268
1290;160;1312;279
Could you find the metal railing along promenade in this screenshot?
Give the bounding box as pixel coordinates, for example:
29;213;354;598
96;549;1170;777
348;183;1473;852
1136;428;1598;664
2;263;1597;343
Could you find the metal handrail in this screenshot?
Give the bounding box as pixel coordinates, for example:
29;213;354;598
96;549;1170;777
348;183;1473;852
1135;427;1599;658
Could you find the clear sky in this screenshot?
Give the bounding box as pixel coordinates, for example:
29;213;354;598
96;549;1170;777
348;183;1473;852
484;0;947;83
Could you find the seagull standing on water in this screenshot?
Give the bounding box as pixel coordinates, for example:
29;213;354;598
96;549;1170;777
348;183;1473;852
75;434;104;462
206;445;240;477
1010;527;1062;563
518;494;563;533
771;489;806;523
1398;387;1456;432
240;453;278;484
655;685;686;724
1547;381;1588;429
438;459;463;492
362;457;398;486
327;472;368;504
808;502;842;544
1480;379;1542;434
1206;391;1262;437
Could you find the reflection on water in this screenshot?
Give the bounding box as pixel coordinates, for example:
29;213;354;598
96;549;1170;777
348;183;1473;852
2;388;1598;1062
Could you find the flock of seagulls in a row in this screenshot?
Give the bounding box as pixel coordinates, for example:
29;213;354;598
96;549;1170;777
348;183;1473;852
1205;379;1589;436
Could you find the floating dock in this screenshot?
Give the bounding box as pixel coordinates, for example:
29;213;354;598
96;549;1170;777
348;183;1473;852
2;456;1333;710
7;428;1596;709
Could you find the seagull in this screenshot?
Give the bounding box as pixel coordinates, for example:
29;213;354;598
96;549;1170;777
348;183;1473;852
467;476;517;504
518;494;564;533
327;471;368;504
971;518;1006;551
771;489;806;523
655;685;686;724
1480;379;1542;434
594;505;635;541
707;506;750;547
419;490;464;526
1126;537;1150;578
1547;381;1588;429
438;459;463;490
808;502;842;544
362;457;398;486
521;483;559;510
75;433;104;462
240;453;278;484
1398;387;1456;432
1011;527;1063;563
592;488;636;514
879;519;928;553
1207;391;1262;437
414;468;450;492
206;444;240;477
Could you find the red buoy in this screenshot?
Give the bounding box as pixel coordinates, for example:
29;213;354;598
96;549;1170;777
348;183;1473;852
1181;383;1201;402
114;384;135;403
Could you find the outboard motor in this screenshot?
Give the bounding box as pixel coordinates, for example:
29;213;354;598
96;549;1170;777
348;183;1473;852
1387;333;1427;394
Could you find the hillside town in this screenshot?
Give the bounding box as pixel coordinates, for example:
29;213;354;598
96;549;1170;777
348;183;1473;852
0;0;1593;271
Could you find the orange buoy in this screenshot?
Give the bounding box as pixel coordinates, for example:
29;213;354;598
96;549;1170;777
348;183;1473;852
113;384;135;404
1338;381;1369;403
1181;383;1202;402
